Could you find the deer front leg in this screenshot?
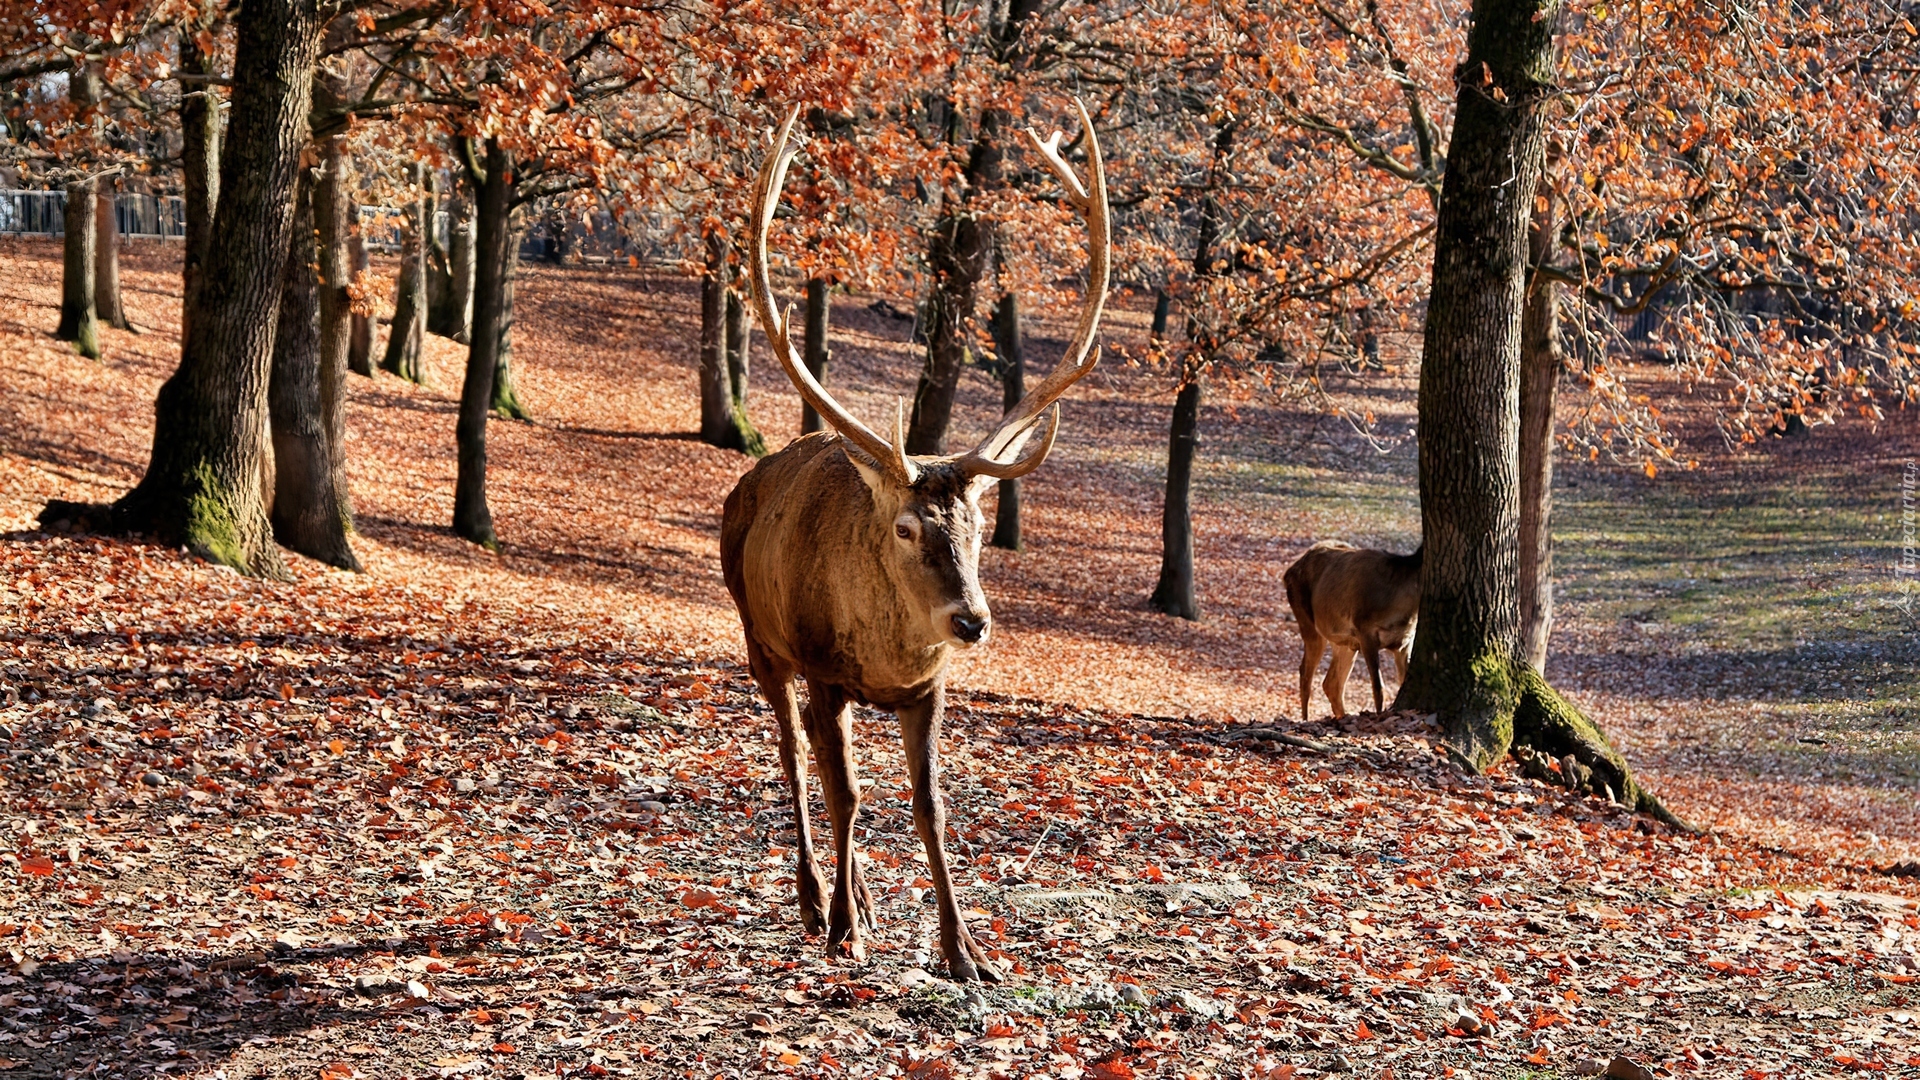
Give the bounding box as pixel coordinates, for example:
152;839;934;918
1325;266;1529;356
1364;645;1385;714
1323;646;1356;719
749;644;828;933
899;686;1002;983
1297;631;1325;723
804;679;873;959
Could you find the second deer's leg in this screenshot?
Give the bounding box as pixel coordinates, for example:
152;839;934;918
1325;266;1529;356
1324;646;1356;719
747;643;828;933
1297;629;1325;723
1364;645;1385;713
899;685;1002;983
1390;647;1411;686
803;678;871;958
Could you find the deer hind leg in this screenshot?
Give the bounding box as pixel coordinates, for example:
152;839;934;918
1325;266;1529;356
1390;646;1411;686
1364;645;1385;714
1323;645;1357;719
1297;628;1325;724
899;684;1002;983
803;678;873;958
748;643;828;933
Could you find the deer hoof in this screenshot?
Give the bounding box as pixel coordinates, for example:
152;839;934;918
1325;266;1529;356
828;936;866;962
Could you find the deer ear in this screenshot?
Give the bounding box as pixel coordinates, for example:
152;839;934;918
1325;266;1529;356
843;446;897;500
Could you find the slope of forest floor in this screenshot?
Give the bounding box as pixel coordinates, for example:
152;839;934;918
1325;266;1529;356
1;238;1917;1078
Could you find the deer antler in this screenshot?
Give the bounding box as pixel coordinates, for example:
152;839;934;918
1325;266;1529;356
955;97;1111;480
748;106;919;486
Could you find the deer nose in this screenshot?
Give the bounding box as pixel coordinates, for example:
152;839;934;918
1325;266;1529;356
950;613;988;644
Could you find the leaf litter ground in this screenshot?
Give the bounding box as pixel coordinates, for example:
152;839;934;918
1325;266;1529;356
1;239;1916;1078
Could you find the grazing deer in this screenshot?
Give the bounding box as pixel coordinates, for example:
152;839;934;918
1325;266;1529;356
720;103;1109;982
1283;541;1422;721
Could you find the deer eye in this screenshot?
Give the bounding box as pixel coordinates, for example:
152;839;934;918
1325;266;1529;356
894;523;913;540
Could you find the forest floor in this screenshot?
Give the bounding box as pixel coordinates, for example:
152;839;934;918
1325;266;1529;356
0;236;1917;1080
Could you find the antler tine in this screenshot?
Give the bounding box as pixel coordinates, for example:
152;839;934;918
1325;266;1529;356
748;104;918;485
961;97;1111;476
960;404;1060;481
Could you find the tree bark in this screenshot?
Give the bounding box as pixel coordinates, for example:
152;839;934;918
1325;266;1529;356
69;0;325;579
179;22;221;348
988;291;1024;551
347;213;372;375
95;182;129;330
431;198;474;343
722;277;765;455
269;164;360;570
314;133;355;399
454;139;512;549
906;108;1003;456
697;231;758;452
1150;124;1232;621
801;276;831;434
382;164;428;381
1149;364;1203;619
1518;197;1562;674
1389;0;1680;825
1150;289;1171;346
489;239;529;421
57;178;100;358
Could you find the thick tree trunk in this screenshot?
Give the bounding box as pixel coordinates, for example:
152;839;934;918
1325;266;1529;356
431;200;474;343
1518;205;1563;673
269;165;359;570
489;241;529;421
1149;365;1203;619
347;215;372;375
801;276;831;435
722;279;765;455
989;291;1024;551
57;178;100;358
65;0;325;579
454;139;512;549
314;134;355;400
179;24;221;348
697;232;757;452
1150;289;1171;346
1390;0;1680;825
95;183;129;330
382;165;428;381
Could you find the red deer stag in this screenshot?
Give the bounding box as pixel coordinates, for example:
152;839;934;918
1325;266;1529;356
1283;541;1422;721
720;102;1109;982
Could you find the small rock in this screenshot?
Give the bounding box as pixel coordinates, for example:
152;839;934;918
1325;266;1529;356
140;771;165;787
638;800;667;814
1452;1010;1484;1035
1326;1052;1352;1072
1510;825;1538;841
1569;1060;1607;1078
353;974;400;996
454;778;476;793
1118;983;1146;1005
1606;1056;1656;1080
405;979;430;1000
745;1010;777;1030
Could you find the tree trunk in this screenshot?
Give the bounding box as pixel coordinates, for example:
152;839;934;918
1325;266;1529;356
1518;199;1562;674
697;232;757;452
1149;364;1203;619
1150;125;1232;621
722;278;765;455
314;133;355;396
1390;0;1680;825
57;178;100;358
801;276;831;434
179;22;221;348
454;139;512;549
69;0;325;580
489;239;529;421
988;291;1024;551
1150;289;1171;347
347;213;372;375
382;173;427;382
95;182;129;330
268;164;359;570
431;200;474;344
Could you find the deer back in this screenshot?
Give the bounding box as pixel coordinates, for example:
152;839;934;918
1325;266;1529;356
1285;540;1421;649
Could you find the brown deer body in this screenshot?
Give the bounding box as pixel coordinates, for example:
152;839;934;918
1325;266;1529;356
721;103;1109;982
1283;541;1422;721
